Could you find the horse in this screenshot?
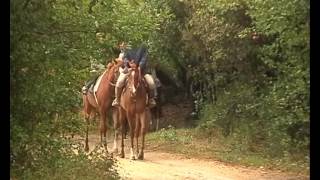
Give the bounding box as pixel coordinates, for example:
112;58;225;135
117;63;150;160
150;86;162;131
82;59;122;152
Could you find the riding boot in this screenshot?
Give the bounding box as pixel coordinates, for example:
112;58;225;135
112;86;123;107
148;89;157;108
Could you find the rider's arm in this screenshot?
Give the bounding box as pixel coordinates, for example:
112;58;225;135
139;51;148;69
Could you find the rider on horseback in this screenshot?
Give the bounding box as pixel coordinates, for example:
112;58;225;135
112;43;157;108
81;42;124;95
81;56;106;95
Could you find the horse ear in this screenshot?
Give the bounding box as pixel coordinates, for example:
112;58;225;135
106;62;113;70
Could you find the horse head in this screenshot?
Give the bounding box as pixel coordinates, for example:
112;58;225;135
107;59;123;85
127;64;141;98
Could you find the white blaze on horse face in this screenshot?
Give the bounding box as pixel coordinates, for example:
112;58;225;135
131;71;136;94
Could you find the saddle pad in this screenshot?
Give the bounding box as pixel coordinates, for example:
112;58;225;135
93;70;107;93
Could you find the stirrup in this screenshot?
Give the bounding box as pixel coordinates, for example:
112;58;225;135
148;99;156;108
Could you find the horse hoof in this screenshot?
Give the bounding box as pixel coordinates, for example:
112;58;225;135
138;153;144;160
103;146;108;153
119;153;125;158
130;155;136;160
85;146;89;152
107;153;113;158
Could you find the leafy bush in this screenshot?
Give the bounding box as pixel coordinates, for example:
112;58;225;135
158;125;193;144
159;125;179;142
177;0;309;160
10;114;119;180
198;80;308;157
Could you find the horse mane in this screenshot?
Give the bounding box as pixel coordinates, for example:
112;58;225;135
105;59;123;80
106;62;113;70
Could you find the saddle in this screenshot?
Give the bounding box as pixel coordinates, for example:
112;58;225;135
85;71;106;95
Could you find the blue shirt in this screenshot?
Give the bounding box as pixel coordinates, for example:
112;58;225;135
123;45;148;71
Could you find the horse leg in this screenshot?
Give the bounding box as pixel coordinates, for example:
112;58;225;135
99;110;108;153
156;108;160;131
119;108;126;158
111;107;119;154
85;116;90;152
120;123;125;158
135;113;140;158
138;111;147;160
84;103;92;152
127;112;135;160
150;109;154;131
124;118;128;139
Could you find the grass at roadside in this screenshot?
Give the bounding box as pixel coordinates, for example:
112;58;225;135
146;127;309;176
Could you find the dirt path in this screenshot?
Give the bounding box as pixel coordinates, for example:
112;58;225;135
81;134;308;180
115;151;306;180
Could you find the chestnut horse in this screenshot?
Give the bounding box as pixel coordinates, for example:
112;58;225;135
82;60;122;152
117;65;150;160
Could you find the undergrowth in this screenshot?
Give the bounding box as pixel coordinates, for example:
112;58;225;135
10;114;120;180
147;127;309;175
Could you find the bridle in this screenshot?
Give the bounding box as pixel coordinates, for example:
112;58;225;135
128;67;142;98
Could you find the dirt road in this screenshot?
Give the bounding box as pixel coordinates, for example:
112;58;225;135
83;134;308;180
115;150;307;180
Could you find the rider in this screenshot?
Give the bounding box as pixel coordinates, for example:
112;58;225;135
118;41;127;61
82;42;125;95
112;43;157;108
81;57;105;95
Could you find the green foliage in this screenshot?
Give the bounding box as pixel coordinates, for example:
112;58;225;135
198;82;268;153
10;0;179;178
157;125;193;144
11;0;309;176
159;126;178;142
180;0;309;160
11;111;119;179
148;128;309;174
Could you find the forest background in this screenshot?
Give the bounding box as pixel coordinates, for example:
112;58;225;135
10;0;309;179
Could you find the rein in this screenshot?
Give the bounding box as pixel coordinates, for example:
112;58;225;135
108;80;116;87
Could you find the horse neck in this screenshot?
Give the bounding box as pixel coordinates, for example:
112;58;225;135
96;69;115;96
127;69;138;90
130;70;147;97
133;69;140;88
